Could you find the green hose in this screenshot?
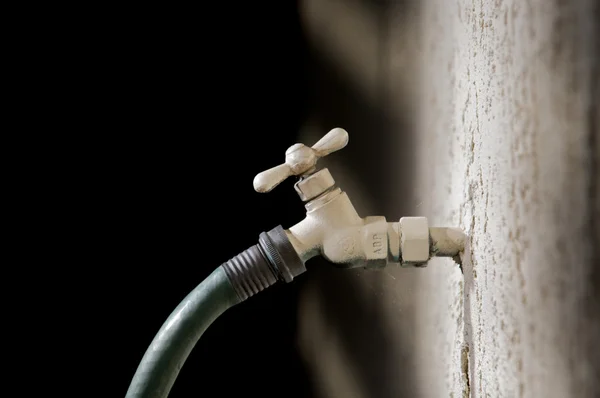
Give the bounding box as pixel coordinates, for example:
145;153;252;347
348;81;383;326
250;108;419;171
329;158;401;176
125;266;241;398
125;228;304;398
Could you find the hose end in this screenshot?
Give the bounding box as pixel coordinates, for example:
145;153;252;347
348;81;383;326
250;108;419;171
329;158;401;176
222;245;277;301
259;225;306;283
222;226;305;302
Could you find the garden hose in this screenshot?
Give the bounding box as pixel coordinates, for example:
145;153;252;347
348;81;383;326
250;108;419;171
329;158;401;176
125;226;305;398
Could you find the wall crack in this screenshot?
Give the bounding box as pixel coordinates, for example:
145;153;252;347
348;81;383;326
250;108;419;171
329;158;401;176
461;344;471;398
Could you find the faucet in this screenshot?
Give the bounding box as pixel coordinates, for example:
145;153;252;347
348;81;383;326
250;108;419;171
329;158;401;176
126;127;467;398
253;127;466;272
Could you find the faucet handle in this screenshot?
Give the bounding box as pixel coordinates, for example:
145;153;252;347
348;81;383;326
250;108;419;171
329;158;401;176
311;127;349;157
253;128;349;193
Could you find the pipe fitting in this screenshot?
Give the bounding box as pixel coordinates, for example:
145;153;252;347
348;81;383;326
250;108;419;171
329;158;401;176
398;217;430;265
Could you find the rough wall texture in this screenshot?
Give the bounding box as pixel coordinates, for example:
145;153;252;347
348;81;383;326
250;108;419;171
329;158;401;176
415;0;599;397
297;0;599;397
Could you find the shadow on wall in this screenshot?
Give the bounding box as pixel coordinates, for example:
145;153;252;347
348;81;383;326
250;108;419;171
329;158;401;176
295;1;419;397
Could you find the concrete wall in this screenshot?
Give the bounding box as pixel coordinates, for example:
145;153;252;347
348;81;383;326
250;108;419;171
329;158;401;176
298;0;599;397
415;0;599;396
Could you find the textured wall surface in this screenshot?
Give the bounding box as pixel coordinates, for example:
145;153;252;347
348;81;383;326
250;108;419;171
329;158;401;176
297;0;598;397
414;0;599;397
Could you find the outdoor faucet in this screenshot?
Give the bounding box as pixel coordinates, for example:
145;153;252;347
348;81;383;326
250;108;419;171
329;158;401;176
253;127;466;272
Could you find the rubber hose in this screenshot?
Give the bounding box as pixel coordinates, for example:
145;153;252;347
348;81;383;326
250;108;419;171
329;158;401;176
125;266;240;398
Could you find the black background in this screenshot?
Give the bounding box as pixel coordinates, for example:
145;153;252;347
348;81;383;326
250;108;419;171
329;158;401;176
32;2;417;396
99;2;315;396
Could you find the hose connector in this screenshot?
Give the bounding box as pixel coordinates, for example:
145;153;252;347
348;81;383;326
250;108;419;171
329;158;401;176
222;226;305;302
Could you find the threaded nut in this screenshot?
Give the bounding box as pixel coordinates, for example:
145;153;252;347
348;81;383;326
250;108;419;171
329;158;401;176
399;217;430;264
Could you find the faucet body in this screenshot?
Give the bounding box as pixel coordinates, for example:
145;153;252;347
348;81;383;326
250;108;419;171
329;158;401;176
286;184;394;268
284;168;465;269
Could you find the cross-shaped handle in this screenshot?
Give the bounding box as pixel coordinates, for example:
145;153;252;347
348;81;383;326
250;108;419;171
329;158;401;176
253;128;349;193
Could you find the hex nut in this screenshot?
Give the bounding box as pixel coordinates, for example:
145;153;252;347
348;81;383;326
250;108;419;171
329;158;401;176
294;169;335;201
399;217;430;264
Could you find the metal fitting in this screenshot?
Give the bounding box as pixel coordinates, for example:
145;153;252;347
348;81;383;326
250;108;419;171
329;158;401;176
399;217;430;265
294;169;336;202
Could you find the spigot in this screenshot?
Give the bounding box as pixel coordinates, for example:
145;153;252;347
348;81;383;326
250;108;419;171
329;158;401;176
253;128;466;269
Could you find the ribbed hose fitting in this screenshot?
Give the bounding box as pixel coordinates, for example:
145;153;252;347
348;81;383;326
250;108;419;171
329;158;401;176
222;245;277;301
222;225;306;302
